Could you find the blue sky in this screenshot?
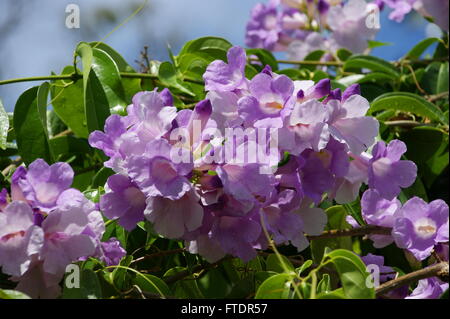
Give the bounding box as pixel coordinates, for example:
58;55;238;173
0;0;440;111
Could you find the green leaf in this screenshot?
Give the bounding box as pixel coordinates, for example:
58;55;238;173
13;86;53;164
265;254;295;273
302;50;325;71
158;61;195;96
176;37;232;84
89;42;142;103
311;206;352;263
437;62;449;94
91;167;114;188
134;273;171;297
421;62;441;94
401;126;449;188
317;288;346;299
51;66;89;138
62;269;103;299
367;40;392;49
325;249;375;299
0;99;8;150
49;135;93;159
336;48;352;62
0;289;31;299
247;48;278;71
344;55;399;77
296;259;313;276
198;267;232;298
178;36;232;61
369;92;448;125
84;69;111;133
255;273;293;299
317;274;331;294
77;42;128;132
164;267;204;298
406;38;441;60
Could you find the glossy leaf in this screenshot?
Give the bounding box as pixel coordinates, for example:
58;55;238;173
369;92;448;125
325;249;375;299
344;55;399;77
254;273;293;299
13;86;53;164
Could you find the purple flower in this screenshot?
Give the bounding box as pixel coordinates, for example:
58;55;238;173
13;261;62;299
361;253;409;298
0;201;44;277
159;88;174;106
333;158;368;204
216;163;277;208
39;203;97;278
327;0;378;53
393;197;449;261
245;1;283;51
368;140;417;200
99;238;127;266
0;188;8;211
406;277;448;299
203;46;248;92
281;8;308;30
125;139;193;200
383;0;416;22
326;94;379;155
10;166;27;202
17;159;74;212
127;91;178;143
260;189;306;250
361;253;396;283
88;114;129;168
287;33;335;62
144;189;203;239
206;91;240;131
100;174;146;231
342;84;361;102
211;214;261;262
237;73;294;127
361;189;402;248
419;0;449;31
299;138;349;203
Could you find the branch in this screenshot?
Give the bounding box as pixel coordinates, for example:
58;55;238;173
131;248;186;264
0;72;203;86
383;120;434;128
306;225;392;240
376;261;449;297
427;91;449;102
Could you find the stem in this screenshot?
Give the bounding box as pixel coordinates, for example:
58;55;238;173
306;225;392;240
383;120;433;128
0;72;204;86
428;91;449;102
163;256;231;285
0;74;80;85
376;261;449;297
131;248;186;264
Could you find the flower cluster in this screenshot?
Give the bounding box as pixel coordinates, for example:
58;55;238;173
89;46;420;264
348;187;449;261
381;0;449;31
245;0;381;60
0;159;125;298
